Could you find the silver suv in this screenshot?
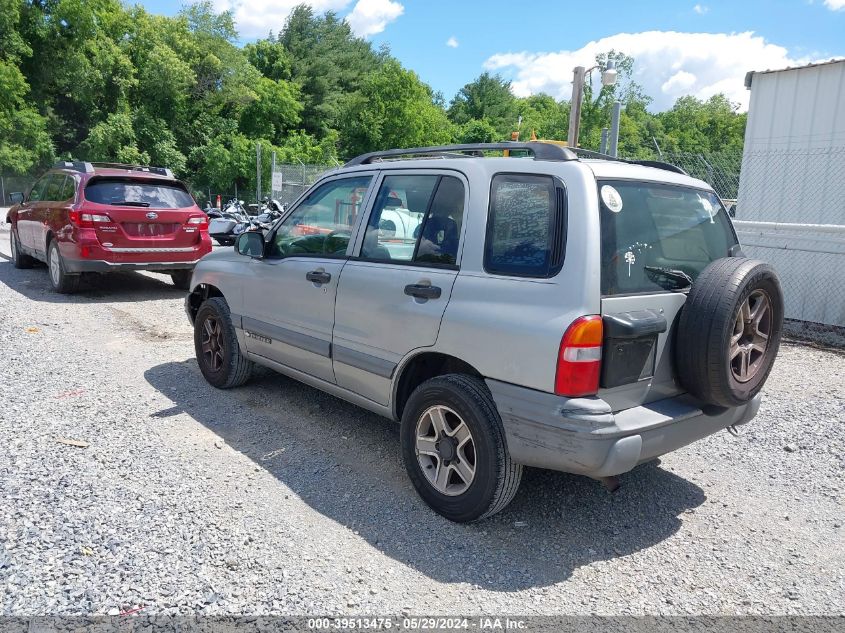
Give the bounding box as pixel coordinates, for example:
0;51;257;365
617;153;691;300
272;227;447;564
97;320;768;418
186;143;783;523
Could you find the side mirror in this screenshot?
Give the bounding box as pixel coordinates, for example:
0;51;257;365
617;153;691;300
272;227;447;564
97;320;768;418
9;192;24;205
236;231;265;259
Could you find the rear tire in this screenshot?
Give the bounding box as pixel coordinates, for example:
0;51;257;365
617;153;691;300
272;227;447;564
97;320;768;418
10;229;35;269
400;374;522;522
170;269;192;291
47;239;80;294
676;257;783;407
194;296;253;389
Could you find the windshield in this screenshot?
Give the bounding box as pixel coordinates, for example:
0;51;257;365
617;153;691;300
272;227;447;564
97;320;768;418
599;180;737;295
85;178;195;209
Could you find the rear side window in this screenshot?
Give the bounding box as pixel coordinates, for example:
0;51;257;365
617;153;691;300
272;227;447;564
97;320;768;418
599;180;737;295
361;174;465;266
85;178;195;209
485;174;566;277
59;176;76;201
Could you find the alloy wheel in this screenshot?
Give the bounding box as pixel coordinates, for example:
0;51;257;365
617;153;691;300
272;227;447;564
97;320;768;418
49;246;61;287
201;315;226;372
415;405;476;496
730;289;772;383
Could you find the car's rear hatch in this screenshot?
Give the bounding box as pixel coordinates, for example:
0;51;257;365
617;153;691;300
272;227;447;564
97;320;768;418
81;177;203;250
595;179;738;411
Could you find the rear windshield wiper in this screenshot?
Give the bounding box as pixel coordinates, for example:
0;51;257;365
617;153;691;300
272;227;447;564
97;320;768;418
112;201;151;207
644;266;693;291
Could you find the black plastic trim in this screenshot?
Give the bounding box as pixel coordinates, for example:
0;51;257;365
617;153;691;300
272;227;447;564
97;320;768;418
241;316;331;358
333;345;397;378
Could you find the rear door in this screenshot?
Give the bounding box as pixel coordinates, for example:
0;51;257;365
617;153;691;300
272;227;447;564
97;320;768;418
596;180;738;410
31;174;65;257
82;178;201;251
332;171;467;406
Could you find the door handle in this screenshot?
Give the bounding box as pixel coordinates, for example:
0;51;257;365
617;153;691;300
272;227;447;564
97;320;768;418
306;270;331;284
404;283;441;299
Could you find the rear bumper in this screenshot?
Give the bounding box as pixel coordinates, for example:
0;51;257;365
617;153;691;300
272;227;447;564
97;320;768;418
63;258;201;273
486;378;761;477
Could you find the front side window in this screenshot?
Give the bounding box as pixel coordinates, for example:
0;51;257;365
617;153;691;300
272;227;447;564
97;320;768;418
85;178;195;209
599;180;737;295
269;176;372;258
360;174;465;266
485;174;565;278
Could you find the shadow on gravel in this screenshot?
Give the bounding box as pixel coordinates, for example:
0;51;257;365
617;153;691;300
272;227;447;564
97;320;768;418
0;256;185;303
145;359;706;591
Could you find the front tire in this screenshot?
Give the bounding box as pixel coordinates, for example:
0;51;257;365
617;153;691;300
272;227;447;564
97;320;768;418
10;229;35;269
194;296;253;389
47;239;80;294
400;374;522;523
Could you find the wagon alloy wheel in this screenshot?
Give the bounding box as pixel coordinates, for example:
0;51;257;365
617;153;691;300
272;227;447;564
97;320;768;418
730;290;772;383
49;245;61;287
201;316;226;372
415;405;477;496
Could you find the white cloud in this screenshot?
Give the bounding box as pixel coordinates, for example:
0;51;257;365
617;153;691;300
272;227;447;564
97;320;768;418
823;0;845;9
484;31;809;111
693;4;709;14
446;36;459;48
213;0;352;38
345;0;404;38
212;0;403;39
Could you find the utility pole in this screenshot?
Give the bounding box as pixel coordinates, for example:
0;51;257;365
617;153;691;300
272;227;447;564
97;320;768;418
256;142;262;203
608;101;621;157
566;66;586;148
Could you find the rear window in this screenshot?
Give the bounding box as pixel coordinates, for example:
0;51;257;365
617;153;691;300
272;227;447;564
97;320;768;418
85;178;195;209
599;180;737;296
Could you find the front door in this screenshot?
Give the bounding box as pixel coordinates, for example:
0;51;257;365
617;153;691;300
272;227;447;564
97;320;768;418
333;172;468;405
241;174;375;383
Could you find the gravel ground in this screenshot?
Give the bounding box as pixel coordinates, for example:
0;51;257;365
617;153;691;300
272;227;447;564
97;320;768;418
0;223;843;617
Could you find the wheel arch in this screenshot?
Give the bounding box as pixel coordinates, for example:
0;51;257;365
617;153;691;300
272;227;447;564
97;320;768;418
186;283;226;324
392;351;484;421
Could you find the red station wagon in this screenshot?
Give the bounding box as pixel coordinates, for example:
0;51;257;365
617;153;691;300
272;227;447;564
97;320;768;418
6;161;212;293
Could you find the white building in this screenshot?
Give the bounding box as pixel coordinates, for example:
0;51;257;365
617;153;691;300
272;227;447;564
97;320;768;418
736;59;845;327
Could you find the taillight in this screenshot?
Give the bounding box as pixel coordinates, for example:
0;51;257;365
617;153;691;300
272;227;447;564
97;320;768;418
69;210;111;228
187;216;208;230
555;315;603;397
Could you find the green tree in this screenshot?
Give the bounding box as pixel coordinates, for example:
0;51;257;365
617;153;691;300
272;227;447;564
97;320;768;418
448;73;518;136
339;60;454;158
280;5;385;137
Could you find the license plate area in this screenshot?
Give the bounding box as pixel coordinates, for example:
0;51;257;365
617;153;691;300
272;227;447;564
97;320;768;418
601;310;667;389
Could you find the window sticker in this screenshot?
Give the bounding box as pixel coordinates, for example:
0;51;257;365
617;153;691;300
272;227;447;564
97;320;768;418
698;194;716;224
601;185;623;213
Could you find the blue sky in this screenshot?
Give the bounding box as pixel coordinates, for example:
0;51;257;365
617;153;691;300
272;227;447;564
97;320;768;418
140;0;845;110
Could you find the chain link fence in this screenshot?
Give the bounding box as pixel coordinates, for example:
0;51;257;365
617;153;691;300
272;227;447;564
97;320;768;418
269;162;339;207
733;147;845;340
660;151;743;202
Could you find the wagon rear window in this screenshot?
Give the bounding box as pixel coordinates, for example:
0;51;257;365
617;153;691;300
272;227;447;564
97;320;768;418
599;180;737;295
85;179;195;209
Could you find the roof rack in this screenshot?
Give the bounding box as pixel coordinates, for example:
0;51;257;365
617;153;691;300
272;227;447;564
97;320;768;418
89;162;174;178
52;161;94;174
345;142;578;167
571;149;688;175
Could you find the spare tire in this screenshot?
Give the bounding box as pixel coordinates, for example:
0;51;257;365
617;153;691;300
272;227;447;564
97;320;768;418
676;257;783;407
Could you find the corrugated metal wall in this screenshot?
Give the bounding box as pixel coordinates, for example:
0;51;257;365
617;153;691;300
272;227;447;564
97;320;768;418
736;60;845;327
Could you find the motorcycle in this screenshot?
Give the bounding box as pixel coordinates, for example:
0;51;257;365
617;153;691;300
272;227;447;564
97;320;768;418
208;199;249;246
